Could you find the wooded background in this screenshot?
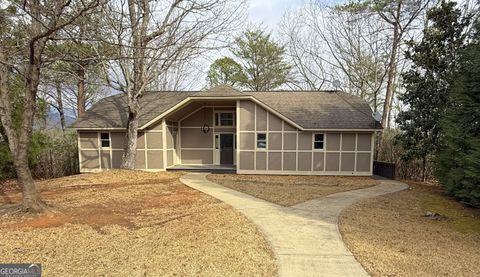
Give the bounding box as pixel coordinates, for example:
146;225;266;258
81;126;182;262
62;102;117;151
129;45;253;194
0;0;478;211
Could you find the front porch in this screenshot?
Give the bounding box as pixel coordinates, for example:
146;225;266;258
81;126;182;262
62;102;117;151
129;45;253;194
163;99;237;169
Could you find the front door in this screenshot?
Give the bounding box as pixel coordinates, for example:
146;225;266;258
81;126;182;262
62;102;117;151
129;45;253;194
220;134;234;165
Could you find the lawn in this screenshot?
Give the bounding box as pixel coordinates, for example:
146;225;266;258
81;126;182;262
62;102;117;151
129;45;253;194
0;170;277;276
339;181;480;276
207;174;379;206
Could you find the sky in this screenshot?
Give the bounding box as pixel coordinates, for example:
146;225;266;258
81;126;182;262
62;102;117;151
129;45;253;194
247;0;306;32
247;0;341;32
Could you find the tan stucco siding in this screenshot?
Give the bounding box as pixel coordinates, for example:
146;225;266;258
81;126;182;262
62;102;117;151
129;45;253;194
136;150;146;169
79;132;98;149
78;130;165;172
182;107;213;126
181;150;213;164
180;128;212;148
147;150;163;169
146;132;163;149
239;101;255;131
80;150;99;169
112;150;123;168
237;100;374;176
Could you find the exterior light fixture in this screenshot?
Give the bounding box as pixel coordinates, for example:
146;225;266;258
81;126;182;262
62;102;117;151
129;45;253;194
201;124;210;134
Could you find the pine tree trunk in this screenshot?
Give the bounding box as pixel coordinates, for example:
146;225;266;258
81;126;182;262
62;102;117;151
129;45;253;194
121;107;139;169
56;82;66;132
77;66;86;118
382;24;400;129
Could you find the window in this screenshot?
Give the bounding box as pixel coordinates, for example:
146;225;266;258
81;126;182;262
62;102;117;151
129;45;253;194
314;133;324;150
215;112;234;126
100;133;110;148
257;133;267;149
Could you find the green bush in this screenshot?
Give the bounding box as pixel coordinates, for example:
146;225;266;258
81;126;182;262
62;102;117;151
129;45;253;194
0;130;78;180
433;25;480;208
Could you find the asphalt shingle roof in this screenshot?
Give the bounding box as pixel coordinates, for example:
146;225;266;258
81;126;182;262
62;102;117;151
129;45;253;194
70;85;377;130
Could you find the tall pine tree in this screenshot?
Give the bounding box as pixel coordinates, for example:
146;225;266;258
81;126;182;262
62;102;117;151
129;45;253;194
232;29;291;91
395;1;469;181
434;21;480;207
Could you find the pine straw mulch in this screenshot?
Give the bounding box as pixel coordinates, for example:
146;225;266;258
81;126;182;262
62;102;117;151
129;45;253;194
0;170;277;277
339;181;480;277
207;174;379;206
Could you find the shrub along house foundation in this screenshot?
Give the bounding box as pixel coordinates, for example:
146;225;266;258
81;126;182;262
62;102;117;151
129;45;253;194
71;86;380;175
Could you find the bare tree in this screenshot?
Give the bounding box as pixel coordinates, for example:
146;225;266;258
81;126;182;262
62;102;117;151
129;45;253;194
280;8;331;90
282;3;389;111
365;0;432;128
281;0;431;121
0;0;101;212
102;0;246;169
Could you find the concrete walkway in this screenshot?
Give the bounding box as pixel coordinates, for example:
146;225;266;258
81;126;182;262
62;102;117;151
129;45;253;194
180;173;408;277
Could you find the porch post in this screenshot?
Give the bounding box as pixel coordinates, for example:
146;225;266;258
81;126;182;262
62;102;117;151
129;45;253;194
236;100;240;173
162;119;167;169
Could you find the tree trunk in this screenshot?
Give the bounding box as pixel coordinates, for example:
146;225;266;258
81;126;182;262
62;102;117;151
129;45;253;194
121;106;139;169
56;82;66;131
14;146;47;212
381;23;400;129
0;40;48;212
18;41;48;212
77;66;86;117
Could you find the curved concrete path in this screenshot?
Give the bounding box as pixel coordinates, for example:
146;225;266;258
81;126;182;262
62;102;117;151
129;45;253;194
180;173;408;277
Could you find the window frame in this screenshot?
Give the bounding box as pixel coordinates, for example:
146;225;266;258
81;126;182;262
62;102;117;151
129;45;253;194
215;111;235;127
256;132;267;150
313;133;325;151
100;132;111;149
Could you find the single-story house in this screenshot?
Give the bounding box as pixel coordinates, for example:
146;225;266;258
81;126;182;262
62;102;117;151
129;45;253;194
70;85;380;175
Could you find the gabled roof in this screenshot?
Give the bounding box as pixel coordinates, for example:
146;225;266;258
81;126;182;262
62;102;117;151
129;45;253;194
70;85;378;130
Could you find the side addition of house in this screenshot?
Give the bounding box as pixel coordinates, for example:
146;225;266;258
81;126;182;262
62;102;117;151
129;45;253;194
71;86;379;176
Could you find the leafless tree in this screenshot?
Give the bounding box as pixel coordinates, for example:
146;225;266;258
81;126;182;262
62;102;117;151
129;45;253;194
0;0;101;213
101;0;246;169
281;3;389;111
281;0;432;123
368;0;432;128
280;8;331;90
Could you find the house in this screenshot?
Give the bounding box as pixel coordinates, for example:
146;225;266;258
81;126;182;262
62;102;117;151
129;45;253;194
70;85;379;175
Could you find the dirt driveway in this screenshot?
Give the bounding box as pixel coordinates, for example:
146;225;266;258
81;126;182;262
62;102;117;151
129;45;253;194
0;170;277;276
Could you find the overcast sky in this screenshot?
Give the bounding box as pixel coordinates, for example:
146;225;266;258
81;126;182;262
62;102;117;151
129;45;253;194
247;0;306;32
247;0;343;32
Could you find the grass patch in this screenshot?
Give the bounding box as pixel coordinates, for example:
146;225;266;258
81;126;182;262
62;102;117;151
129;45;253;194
207;174;379;206
0;170;277;276
339;181;480;277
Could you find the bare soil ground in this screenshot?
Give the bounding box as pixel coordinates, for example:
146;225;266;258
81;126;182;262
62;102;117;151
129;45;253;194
207;174;379;206
339;181;480;277
0;170;277;276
